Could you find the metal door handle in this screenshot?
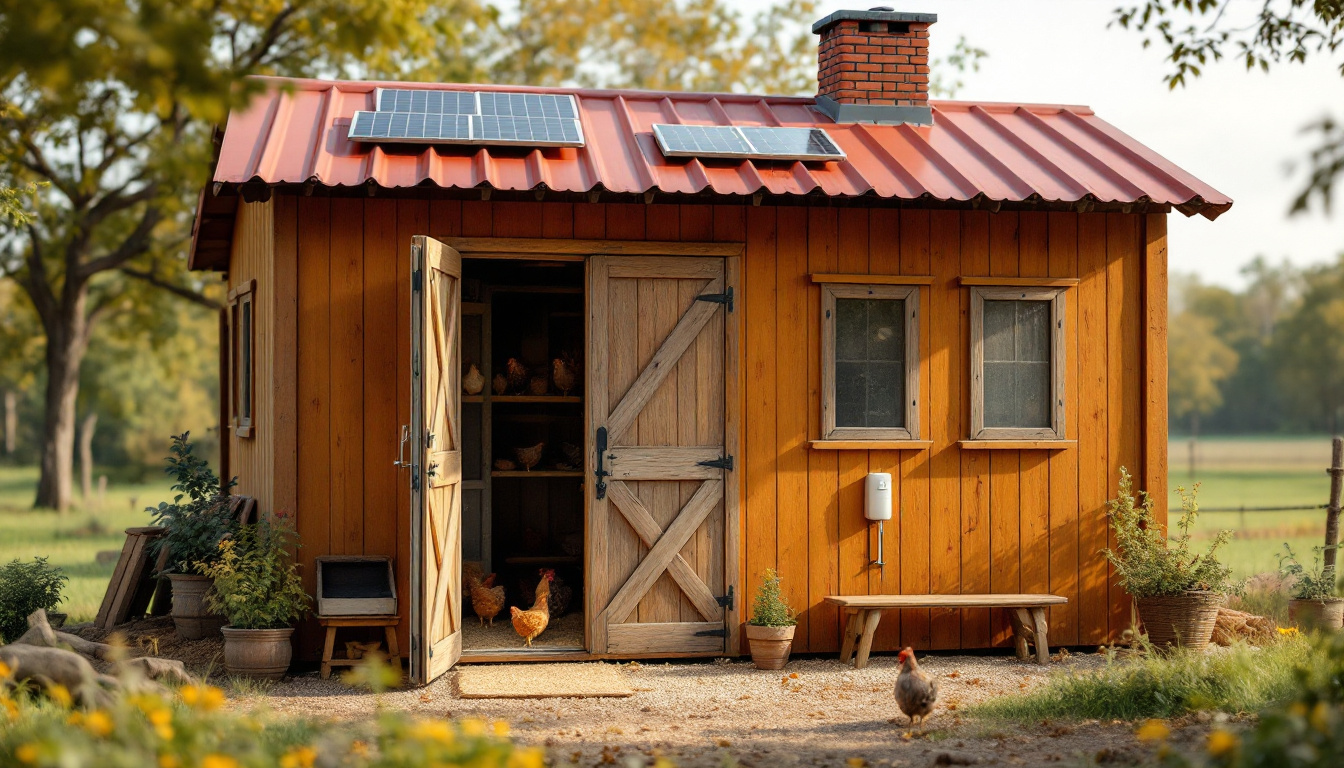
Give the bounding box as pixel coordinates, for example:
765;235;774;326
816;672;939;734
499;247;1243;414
394;425;410;468
595;426;611;499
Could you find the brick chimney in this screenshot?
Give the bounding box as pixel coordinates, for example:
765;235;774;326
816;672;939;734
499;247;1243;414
813;7;937;126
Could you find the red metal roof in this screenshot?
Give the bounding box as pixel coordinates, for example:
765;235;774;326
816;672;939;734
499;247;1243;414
212;76;1231;218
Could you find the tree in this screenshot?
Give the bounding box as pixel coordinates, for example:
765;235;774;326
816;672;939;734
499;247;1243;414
1168;307;1238;476
1114;1;1344;214
1272;256;1344;433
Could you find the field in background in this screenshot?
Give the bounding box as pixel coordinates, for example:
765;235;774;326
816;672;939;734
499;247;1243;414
1168;436;1336;579
0;466;165;622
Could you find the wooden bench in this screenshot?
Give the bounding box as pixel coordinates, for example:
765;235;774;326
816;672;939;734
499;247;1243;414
318;615;401;679
824;594;1068;667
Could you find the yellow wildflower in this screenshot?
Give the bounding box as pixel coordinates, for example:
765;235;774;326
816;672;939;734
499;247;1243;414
149;708;174;740
411;719;455;743
492;720;510;737
0;660;11;679
1277;626;1299;637
1310;701;1332;733
47;683;72;708
1206;729;1238;757
1289;702;1308;717
847;760;868;767
84;709;114;738
351;740;370;757
1136;719;1169;742
461;718;486;737
280;745;318;768
201;755;240;768
158;755;180;768
15;743;39;764
3;698;19;720
507;748;545;768
66;711;84;726
180;685;226;711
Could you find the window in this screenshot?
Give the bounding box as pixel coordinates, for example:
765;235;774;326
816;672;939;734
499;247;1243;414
969;286;1065;440
821;283;920;440
228;280;256;438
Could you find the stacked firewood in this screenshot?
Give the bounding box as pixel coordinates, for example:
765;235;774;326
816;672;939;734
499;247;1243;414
1210;607;1277;646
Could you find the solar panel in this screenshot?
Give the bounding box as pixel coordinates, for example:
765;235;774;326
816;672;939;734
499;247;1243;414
652;124;845;162
350;90;584;147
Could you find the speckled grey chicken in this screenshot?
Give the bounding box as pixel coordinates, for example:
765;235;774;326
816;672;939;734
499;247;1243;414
895;647;939;728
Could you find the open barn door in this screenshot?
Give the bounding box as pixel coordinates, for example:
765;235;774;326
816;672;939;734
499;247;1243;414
587;255;739;656
409;236;463;685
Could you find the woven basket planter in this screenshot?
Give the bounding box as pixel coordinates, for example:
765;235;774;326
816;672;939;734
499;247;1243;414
1136;591;1224;650
1289;598;1344;632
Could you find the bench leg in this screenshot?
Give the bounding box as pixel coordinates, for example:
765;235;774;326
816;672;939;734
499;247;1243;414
854;610;884;670
839;611;861;664
320;626;338;680
1009;609;1031;661
384;625;401;662
1029;608;1050;664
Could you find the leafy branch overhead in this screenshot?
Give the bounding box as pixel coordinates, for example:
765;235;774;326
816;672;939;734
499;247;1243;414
1113;1;1344;213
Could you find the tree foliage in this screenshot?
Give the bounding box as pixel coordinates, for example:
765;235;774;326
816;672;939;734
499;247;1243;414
1272;256;1344;433
1114;0;1344;213
1169;309;1238;427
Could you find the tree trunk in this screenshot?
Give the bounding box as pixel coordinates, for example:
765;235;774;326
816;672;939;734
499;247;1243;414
3;389;15;455
79;411;98;502
34;305;89;513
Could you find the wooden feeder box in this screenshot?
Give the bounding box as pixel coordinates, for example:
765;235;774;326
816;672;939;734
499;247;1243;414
315;556;396;616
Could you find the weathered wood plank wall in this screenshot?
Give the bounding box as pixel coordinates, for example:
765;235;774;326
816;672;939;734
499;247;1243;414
226;199;276;515
230;196;1166;659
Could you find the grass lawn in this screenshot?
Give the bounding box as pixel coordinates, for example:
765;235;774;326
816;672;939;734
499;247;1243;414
0;465;168;622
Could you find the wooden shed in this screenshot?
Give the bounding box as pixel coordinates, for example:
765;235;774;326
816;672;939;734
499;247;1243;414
189;9;1230;684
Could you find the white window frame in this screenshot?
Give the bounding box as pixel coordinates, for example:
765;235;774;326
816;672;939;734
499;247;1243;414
821;283;921;441
969;286;1066;440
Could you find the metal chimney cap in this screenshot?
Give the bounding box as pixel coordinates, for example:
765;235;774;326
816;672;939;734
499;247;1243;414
812;8;938;34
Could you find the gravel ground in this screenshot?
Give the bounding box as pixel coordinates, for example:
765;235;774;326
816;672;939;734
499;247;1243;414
247;650;1176;767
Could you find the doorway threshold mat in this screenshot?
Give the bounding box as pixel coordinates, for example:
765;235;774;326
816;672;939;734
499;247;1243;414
456;662;632;699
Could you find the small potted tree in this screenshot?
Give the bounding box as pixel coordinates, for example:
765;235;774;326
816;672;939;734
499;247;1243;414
200;512;310;679
1279;544;1343;631
0;557;68;642
150;433;238;640
1104;468;1234;650
745;568;798;669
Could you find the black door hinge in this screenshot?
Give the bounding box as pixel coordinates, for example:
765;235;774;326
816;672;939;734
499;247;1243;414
695;628;727;638
697;455;734;471
411;466;420;492
695;286;733;312
716;585;734;610
412;269;423;292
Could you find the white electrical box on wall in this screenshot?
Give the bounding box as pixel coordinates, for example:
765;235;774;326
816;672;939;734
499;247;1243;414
865;473;893;521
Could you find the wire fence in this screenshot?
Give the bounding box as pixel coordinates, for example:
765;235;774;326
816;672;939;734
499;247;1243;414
1201;504;1329;513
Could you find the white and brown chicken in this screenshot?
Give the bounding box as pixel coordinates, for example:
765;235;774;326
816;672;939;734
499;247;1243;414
894;647;939;728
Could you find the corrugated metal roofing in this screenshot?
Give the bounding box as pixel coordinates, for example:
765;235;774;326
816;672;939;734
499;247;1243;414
212;76;1231;218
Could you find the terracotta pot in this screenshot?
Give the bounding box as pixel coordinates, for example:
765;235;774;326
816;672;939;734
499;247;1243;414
167;574;226;640
1289;598;1344;632
745;624;796;670
1136;591;1224;650
221;626;295;679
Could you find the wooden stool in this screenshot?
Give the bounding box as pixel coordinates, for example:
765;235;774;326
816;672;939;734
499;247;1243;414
318;615;401;679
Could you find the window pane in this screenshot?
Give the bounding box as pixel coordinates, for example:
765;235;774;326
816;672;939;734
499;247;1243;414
240;300;252;420
835;299;866;360
835;361;868;427
983;361;1016;427
983;300;1016;361
1016;300;1051;362
1015;361;1051;427
833;295;907;429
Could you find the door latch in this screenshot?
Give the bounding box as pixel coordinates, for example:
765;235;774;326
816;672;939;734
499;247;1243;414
394;425;410;468
594;427;612;500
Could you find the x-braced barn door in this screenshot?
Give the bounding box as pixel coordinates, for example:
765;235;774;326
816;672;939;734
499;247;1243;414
409;236;463;685
587;255;740;656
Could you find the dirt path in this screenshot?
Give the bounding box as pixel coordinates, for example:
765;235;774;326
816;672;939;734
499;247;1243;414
249;652;1172;766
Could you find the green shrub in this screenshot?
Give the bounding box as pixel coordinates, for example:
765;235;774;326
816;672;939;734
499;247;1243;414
1278;544;1340;601
149;433;238;575
0;557;67;642
748;568;796;627
199;514;310;630
0;662;545;768
1104;467;1234;598
971;638;1310;722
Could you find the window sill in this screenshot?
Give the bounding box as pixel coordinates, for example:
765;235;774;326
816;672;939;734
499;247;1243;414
957;440;1075;450
809;440;933;451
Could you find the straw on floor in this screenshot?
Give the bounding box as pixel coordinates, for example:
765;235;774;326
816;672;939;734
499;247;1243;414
455;663;633;699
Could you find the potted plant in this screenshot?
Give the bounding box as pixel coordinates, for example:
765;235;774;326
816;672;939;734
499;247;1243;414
0;557;68;642
1104;468;1234;650
1279;544;1343;631
199;513;310;679
745;568;798;669
149;433;239;640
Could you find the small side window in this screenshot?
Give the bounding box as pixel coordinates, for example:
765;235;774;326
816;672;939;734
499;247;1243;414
821;283;920;441
228;280;256;439
970;286;1066;440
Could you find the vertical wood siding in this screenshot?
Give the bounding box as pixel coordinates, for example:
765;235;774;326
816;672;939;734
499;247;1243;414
232;197;1164;659
226;200;276;514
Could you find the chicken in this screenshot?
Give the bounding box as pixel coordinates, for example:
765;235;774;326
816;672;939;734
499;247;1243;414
894;647;939;728
552;357;578;396
511;569;554;646
505;358;528;394
464;564;506;626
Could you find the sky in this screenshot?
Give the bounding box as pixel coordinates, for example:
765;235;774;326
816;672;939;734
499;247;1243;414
745;0;1344;288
